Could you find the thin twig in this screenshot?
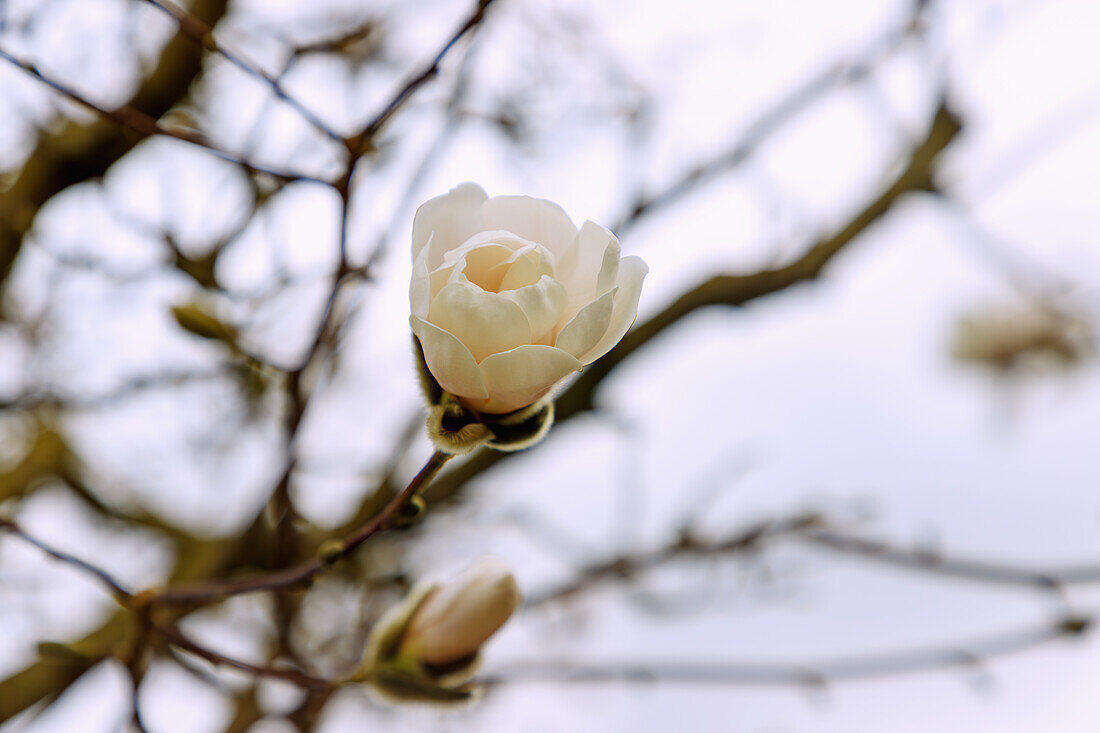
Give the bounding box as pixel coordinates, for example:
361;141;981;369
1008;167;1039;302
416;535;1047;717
138;0;345;144
153;620;331;691
801;529;1100;592
347;0;494;153
524;514;823;608
0;48;326;185
0;518;132;601
610;7;926;235
486;615;1092;688
149;451;451;606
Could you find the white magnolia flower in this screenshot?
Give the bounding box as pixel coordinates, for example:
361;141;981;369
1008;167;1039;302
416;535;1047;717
411;183;648;414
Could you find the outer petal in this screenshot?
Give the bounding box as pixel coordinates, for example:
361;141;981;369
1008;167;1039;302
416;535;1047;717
410;244;432;319
553;288;615;359
558;221;621;316
412;183;487;269
478;345;582;414
499;275;567;344
428;282;532;362
577;256;648;365
480;195;578;255
410;315;488;400
596;235;621;294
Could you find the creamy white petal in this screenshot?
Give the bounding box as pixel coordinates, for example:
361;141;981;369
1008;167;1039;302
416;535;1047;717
451;242;515;293
577;256;648;365
553;288;615;359
596;233;621;294
480;195;578;255
492;243;556;292
410;244;432;319
412;183;487;269
559;221;620;315
428;282;532;362
411;315;488;400
499;275;568;344
479;345;582;413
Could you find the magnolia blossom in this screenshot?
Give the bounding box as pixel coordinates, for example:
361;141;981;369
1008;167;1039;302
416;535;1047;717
399;558;521;666
411;183;648;414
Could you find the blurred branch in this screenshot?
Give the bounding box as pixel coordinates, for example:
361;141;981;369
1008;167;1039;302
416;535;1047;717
524;510;1100;614
611;7;926;235
152;620;330;691
0;517;132;601
0;613;130;721
0;0;230;293
426;102;962;504
0;49;324;185
801;528;1100;593
347;0;495;154
148;451;450;606
138;0;345;144
524;513;823;609
485;615;1092;688
0;368;230;412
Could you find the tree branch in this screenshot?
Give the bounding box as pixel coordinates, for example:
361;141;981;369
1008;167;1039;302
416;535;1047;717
148;451;451;606
137;0;345;145
0;0;230;292
485;615;1092;688
0;517;132;602
346;0;495;154
0;50;324;185
801;528;1100;592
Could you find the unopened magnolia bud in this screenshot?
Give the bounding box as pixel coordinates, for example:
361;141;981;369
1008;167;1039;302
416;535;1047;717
356;558;521;704
951;302;1091;373
400;558;520;666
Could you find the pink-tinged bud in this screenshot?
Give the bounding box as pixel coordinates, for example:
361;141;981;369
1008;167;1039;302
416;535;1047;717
400;558;520;666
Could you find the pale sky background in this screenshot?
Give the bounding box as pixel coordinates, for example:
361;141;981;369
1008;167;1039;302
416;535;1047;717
2;0;1100;731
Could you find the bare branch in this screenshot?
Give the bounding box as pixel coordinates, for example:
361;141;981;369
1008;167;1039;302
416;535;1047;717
801;529;1100;592
612;11;926;235
149;451;451;606
347;0;495;153
137;0;345;145
524;513;823;609
0;49;326;186
0;517;132;601
485;615;1092;688
153;620;331;691
0;0;230;292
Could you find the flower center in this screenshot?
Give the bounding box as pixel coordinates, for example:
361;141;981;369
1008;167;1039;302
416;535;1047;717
462;242;552;293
